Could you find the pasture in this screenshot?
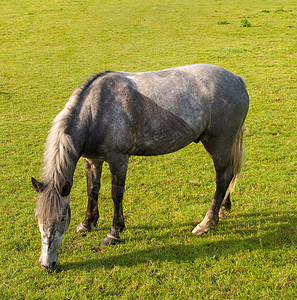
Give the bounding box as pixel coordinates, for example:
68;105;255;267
1;0;296;298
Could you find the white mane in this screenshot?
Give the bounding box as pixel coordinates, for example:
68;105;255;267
42;104;78;186
42;73;100;186
36;74;100;223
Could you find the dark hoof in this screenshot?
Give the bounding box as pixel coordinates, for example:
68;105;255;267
76;222;92;232
101;234;121;246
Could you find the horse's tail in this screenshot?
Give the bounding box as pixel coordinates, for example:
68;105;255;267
224;123;245;201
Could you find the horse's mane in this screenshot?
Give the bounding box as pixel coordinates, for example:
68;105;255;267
36;72;108;223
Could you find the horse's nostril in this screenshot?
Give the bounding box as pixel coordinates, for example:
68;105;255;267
40;261;57;271
40;263;50;270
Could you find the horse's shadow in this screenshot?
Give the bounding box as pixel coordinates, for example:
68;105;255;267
58;210;296;272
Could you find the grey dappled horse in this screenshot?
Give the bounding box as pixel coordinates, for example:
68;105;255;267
32;64;249;270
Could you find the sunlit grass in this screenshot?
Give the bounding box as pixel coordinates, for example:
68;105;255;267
0;0;296;298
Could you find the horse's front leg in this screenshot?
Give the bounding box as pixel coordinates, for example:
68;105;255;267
76;158;103;232
101;153;129;245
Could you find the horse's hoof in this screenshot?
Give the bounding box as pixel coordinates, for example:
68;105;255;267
100;234;121;246
76;222;91;233
192;223;210;236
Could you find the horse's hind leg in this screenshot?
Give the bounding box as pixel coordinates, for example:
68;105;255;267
192;137;233;235
76;158;103;232
101;152;129;245
219;194;231;219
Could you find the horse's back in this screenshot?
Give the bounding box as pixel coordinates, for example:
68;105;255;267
125;64;249;131
81;64;248;156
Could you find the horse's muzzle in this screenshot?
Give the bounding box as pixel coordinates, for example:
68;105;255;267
39;260;57;271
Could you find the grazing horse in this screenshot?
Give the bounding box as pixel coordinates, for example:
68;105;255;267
32;64;249;270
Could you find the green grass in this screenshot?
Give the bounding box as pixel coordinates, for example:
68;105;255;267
1;0;296;298
241;17;252;27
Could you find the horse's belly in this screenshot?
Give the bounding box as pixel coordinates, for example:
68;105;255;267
131;110;197;156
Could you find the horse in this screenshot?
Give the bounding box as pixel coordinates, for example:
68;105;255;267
31;64;249;270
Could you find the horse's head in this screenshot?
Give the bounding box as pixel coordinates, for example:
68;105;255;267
32;177;71;271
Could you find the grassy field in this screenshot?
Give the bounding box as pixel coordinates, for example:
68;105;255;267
1;0;296;298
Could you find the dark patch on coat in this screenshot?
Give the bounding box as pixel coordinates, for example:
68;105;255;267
78;73;199;157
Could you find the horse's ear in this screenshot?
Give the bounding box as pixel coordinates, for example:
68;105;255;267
31;177;45;193
60;181;71;197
